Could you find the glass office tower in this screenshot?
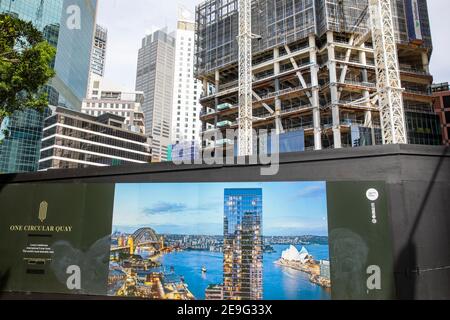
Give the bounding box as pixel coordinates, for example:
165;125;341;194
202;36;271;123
52;0;98;109
0;0;97;173
223;188;263;300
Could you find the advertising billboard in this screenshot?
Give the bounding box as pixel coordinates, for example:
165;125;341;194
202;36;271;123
0;181;395;300
404;0;424;45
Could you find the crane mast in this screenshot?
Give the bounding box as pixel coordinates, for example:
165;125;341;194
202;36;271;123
237;0;253;156
369;0;407;144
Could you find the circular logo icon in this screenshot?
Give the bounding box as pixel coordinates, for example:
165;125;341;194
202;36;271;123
366;188;379;201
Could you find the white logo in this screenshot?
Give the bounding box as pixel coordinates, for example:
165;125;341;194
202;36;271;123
66;5;81;30
366;188;379;202
366;265;382;291
66;265;81;290
171;129;280;176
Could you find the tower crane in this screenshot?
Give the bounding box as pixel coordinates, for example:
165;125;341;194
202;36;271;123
368;0;407;144
237;0;254;156
237;0;407;156
340;0;407;144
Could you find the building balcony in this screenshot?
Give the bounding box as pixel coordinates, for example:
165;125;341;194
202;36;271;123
400;67;431;77
217;103;233;111
340;80;377;89
199;63;314;102
200;108;216;117
201;127;218;134
335;57;376;68
340;119;366;127
403;88;432;97
216;120;233;128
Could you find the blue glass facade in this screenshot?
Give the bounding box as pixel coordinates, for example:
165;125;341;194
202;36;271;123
265;130;305;154
406;111;442;145
223;188;263;300
0;0;97;173
0;109;50;173
52;0;98;109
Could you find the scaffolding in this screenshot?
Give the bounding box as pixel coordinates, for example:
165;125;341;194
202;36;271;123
196;0;438;152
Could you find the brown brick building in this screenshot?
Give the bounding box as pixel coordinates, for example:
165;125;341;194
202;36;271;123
432;83;450;145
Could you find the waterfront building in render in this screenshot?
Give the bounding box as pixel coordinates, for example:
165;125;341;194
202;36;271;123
39;107;152;170
0;0;97;173
223;188;263;300
171;7;203;145
82;75;146;134
205;284;224;300
196;0;441;154
432;82;450;146
136;28;176;162
320;260;331;281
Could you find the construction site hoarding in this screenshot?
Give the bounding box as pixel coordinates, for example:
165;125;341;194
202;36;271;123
0;181;395;299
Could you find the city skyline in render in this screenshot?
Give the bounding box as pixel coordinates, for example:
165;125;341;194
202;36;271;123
98;0;450;90
112;182;329;236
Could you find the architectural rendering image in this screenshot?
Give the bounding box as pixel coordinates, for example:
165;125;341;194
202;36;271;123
108;182;331;300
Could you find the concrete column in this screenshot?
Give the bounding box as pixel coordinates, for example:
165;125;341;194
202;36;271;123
359;47;374;144
214;70;220;135
215;70;220;93
274;47;281;92
203;78;208;96
421;51;430;73
274;47;280;75
274;47;282;134
309;35;322;150
327;31;341;148
364;110;376;145
359;47;369;88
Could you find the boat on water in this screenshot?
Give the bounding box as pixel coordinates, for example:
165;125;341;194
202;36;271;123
201;266;207;273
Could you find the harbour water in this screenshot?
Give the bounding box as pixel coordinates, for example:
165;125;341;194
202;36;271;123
152;244;331;300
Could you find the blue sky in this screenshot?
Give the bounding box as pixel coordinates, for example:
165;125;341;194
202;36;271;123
97;0;450;89
112;182;329;236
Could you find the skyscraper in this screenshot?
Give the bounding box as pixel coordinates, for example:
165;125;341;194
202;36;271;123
90;24;108;77
171;8;202;145
0;0;97;173
51;0;98;110
136;28;175;162
223;188;263;300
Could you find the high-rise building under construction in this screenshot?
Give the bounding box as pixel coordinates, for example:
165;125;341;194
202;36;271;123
195;0;441;153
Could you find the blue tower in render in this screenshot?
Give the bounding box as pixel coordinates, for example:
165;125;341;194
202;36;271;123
223;188;263;300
